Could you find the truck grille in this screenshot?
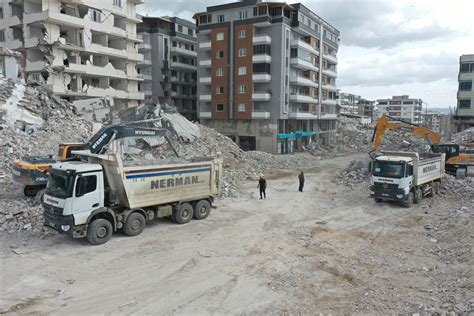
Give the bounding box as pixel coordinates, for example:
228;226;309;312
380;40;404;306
373;182;399;190
43;205;64;227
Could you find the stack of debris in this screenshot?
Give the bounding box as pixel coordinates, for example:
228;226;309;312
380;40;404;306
0;78;92;235
333;159;370;187
451;128;474;143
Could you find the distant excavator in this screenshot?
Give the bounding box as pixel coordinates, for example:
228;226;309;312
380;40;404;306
12;122;179;197
370;114;473;177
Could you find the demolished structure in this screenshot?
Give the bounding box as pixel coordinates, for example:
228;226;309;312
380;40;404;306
0;0;144;109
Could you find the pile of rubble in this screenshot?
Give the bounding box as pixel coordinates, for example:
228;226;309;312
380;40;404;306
333;159;370;187
451;127;474;143
0;78;92;235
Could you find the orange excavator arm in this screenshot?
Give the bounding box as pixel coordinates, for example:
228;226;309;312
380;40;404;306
371;114;441;153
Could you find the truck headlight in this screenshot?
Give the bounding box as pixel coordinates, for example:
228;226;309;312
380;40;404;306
370;190;375;195
396;194;403;199
61;225;70;232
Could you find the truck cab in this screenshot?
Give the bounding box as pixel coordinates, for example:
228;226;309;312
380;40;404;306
43;161;104;238
370;155;414;205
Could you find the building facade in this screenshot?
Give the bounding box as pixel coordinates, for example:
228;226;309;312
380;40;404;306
0;0;144;109
423;112;443;133
137;16;198;121
455;54;474;131
376;95;423;124
194;0;339;154
338;92;359;115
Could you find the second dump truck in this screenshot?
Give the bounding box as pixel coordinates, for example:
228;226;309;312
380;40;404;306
370;151;445;207
42;150;222;245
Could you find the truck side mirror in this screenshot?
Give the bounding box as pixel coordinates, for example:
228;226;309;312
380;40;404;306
76;176;86;197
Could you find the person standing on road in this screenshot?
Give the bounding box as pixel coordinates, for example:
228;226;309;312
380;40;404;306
258;176;267;199
298;171;305;192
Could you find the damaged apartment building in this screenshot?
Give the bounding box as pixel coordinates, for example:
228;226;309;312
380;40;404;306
0;0;144;109
194;0;339;154
137;16;198;121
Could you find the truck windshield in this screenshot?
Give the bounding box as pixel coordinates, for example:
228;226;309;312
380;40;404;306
46;172;75;198
373;161;405;179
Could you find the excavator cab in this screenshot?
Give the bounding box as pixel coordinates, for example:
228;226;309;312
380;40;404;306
431;143;460;161
57;143;86;160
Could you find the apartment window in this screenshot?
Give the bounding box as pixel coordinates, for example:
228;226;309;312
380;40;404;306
91;9;101;22
459;99;471;109
216;32;224;41
188;28;194;37
216;50;224;59
300;14;304;23
217;14;225;23
459;80;472;91
239;29;246;38
0;7;3;19
238;66;247;75
178;25;183;33
253;44;271;55
460;63;470;73
216;67;224;77
239;10;247;20
253;6;268;16
0;30;4;42
112;0;121;7
238;48;247;57
216;86;224;94
238;103;246;112
216;104;224;112
253;63;271;74
238;85;247;94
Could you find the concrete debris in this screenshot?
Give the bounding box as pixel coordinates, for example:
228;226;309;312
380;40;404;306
0;78;92;236
451;127;474;143
333;159;370;186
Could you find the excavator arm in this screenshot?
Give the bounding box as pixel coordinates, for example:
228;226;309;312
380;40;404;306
371;114;441;155
86;124;179;156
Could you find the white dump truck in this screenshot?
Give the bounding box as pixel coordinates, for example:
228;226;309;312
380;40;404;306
370;151;445;207
42;149;222;245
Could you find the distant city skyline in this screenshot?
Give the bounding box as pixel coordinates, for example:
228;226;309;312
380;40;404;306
138;0;474;108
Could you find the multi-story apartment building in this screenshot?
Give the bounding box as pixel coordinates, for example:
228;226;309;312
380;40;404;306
338;92;359;115
0;0;144;109
357;99;375;119
423;112;443;134
137;16;198;121
194;0;339;154
376;95;423;124
454;54;474;131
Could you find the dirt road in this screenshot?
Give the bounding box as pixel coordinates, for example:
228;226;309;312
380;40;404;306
1;153;472;314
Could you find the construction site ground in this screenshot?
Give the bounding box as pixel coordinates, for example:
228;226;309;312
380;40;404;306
0;153;472;314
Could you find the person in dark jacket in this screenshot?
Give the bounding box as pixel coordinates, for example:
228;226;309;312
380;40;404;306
298;171;305;192
258;176;267;199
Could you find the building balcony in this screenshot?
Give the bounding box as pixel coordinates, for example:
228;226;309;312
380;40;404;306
322;68;337;78
170;61;197;71
138;43;152;51
322;83;337;91
24;37;41;48
171;46;198;57
322;98;337;106
25;60;47;72
252;35;271;44
144;90;153;96
252;73;271;82
199;77;212;84
252;54;272;63
199;41;211;50
252;111;271;119
199;112;212;119
199;94;212;101
90;43;143;62
323;53;338;64
290;93;318;104
291;39;319;55
320;113;338;120
290;75;318;88
199;59;212;67
137;59;152;66
252;91;272;101
64;63;130;80
290;58;319;72
459;72;473;81
143;74;152;80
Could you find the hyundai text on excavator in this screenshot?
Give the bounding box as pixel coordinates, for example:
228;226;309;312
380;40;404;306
12;122;179;197
370;114;474;177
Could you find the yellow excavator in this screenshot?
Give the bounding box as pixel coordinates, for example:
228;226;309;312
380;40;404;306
12;143;86;196
371;114;474;177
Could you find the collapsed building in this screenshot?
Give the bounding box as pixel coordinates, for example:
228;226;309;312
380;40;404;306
0;0;144;109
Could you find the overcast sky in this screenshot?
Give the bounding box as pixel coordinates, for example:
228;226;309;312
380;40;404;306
138;0;474;109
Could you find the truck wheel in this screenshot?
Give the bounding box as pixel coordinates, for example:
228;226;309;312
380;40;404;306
87;219;113;245
455;167;467;179
374;198;383;203
23;185;40;197
174;203;193;224
123;212;146;237
414;188;422;204
404;192;414;208
193;200;211;220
